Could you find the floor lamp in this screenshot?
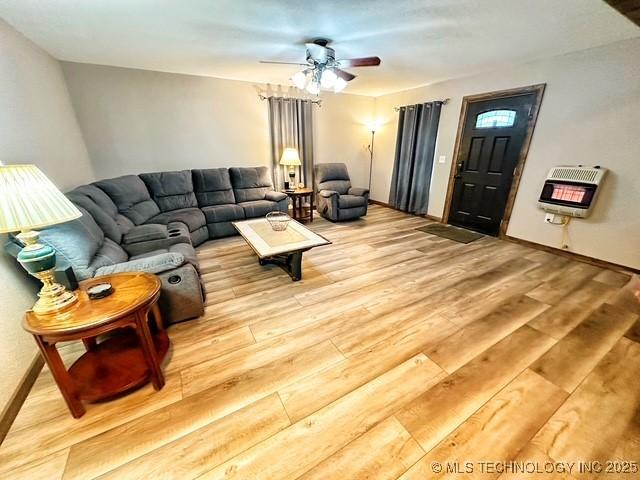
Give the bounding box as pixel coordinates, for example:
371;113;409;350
366;126;377;196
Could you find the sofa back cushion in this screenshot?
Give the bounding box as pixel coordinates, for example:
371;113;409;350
315;163;352;195
192;168;236;206
38;207;110;280
89;238;129;276
94;175;160;225
139;170;198;213
229;167;274;203
66;185;134;244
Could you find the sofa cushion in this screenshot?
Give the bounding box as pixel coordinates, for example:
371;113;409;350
229;167;274;203
38;207;106;281
140;170;198;213
265;191;288;202
65;190;120;244
189;226;209;247
122;224;168;245
201;204;245;223
94;175;160;225
338;194;367;209
238;200;281;218
95;252;185;277
318;179;351;195
192;168;236;206
319;190;339;198
207;222;237;239
74;184;119;218
131;243;198;270
148;208;206;232
89;238;129;273
315;163;352;195
66;186;135;244
348;187;369;197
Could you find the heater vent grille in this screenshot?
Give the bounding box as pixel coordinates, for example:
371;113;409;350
549;167;599;183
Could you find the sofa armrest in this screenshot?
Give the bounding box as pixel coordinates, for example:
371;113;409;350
348;187;370;197
319;190;339;198
156;263;204;324
121;222;191;257
265;190;288;202
317;190;339;221
94;252;185;277
122;224;168;244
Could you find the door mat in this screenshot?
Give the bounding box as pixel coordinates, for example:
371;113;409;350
416;223;484;244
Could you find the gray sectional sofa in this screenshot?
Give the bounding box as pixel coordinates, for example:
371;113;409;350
6;166;288;324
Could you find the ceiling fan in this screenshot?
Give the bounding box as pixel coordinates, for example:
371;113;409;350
260;38;381;94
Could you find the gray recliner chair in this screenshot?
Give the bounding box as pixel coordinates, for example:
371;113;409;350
314;163;369;221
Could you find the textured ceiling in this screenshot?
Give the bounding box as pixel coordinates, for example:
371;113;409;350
0;0;638;96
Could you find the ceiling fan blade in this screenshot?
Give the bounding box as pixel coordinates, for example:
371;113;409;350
332;68;356;82
259;60;310;66
305;42;329;63
338;56;381;68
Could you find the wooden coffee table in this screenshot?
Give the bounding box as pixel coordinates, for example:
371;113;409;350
23;272;169;418
233;217;331;281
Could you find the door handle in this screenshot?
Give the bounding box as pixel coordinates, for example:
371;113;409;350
454;161;464;179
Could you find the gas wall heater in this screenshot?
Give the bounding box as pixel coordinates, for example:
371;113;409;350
538;166;607;218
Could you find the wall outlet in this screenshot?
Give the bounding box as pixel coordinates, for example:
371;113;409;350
438;155;446;164
545;213;569;225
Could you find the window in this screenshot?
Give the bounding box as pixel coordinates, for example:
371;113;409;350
475;110;516;128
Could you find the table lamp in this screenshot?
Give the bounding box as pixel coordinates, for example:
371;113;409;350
0;164;82;313
279;148;302;191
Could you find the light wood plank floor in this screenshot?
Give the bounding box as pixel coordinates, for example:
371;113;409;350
2;205;639;479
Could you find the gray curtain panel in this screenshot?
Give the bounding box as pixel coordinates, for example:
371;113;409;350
388;102;442;215
267;97;314;190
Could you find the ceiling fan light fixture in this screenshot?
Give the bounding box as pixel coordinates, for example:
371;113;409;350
306;81;320;95
333;77;347;93
272;39;380;95
292;70;307;90
320;69;337;89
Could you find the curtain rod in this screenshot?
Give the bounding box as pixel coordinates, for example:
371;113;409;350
394;98;450;111
258;93;322;106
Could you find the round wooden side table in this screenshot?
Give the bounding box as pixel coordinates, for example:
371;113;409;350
23;272;169;418
282;187;315;222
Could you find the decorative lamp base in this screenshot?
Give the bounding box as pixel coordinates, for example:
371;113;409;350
16;230;78;314
32;268;78;314
288;167;296;187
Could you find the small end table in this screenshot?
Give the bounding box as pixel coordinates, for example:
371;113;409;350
23;272;169;418
282;187;314;222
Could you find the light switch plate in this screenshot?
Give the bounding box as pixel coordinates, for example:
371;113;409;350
438;155;446;164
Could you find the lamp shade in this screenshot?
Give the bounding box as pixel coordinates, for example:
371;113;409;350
279;148;302;166
366;121;380;133
0;164;81;233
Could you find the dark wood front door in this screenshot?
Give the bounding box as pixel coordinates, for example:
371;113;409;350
448;93;537;236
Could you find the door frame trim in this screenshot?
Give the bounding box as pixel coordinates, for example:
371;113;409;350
442;83;546;237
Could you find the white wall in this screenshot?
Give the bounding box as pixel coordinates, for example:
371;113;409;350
62;63;272;177
0;19;94;412
373;38;640;270
315;92;375;189
62;63;375;184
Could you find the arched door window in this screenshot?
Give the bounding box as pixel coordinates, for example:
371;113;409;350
475;109;516;128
